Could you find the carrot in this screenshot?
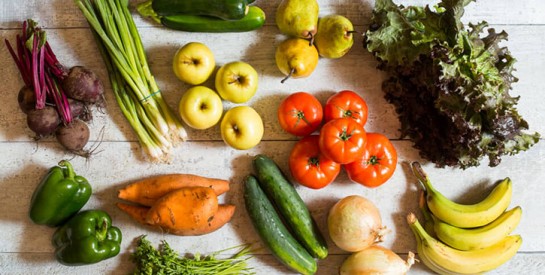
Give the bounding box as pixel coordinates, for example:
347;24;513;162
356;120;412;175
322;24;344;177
116;202;150;225
118;174;230;207
145;186;219;235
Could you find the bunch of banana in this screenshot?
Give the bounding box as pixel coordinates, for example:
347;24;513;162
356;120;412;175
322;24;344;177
408;162;523;274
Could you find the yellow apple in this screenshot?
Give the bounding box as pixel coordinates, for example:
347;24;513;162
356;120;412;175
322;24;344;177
220;106;264;150
178;86;223;130
215;61;258;103
173;42;215;85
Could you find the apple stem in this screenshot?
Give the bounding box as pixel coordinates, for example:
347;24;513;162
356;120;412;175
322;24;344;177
281;68;295;84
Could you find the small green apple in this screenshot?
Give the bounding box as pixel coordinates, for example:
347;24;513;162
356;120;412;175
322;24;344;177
220;106;264;150
173;42;215;85
178;86;223;130
215;61;258;103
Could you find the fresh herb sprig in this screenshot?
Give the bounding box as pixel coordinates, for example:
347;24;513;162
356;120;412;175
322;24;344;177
131;236;255;275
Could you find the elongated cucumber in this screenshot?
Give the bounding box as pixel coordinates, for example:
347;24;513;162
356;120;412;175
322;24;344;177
160;6;265;33
151;0;248;20
253;154;328;259
244;175;317;275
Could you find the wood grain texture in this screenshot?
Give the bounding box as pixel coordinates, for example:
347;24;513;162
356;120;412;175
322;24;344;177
0;0;544;274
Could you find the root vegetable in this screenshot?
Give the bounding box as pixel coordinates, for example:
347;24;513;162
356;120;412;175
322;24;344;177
55;119;90;154
340;245;415;275
118;174;230;207
62;66;104;104
27;106;60;136
18;86;36;114
145;187;220;236
68;98;92;122
116;202;150;225
328;195;389;252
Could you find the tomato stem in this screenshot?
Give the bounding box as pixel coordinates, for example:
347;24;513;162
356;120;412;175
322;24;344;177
368;155;380;165
308;156;320;167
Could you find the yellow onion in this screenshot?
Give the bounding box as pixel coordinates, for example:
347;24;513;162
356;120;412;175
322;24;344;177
340;245;415;275
328;195;388;252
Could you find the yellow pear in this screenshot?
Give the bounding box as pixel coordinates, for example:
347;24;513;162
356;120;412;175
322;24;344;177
275;38;319;83
314;14;356;58
276;0;319;41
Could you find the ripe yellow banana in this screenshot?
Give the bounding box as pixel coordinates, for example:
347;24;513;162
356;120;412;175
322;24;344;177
407;213;522;275
434;206;522;251
411;162;512;228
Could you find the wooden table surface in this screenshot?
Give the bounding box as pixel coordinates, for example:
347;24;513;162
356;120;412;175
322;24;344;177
1;0;544;274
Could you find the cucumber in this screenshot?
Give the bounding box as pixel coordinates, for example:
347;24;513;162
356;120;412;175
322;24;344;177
253;154;329;259
160;6;265;33
151;0;248;20
243;175;317;275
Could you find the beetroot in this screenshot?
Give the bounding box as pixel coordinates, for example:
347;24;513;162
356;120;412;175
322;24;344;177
18;86;36;114
27;106;60;137
68;98;92;122
55;119;90;154
62;66;104;104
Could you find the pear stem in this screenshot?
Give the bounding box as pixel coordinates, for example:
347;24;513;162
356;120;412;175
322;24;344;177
281;68;295;84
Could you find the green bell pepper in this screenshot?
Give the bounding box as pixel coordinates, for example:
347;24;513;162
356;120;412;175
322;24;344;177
29;160;92;227
52;209;122;265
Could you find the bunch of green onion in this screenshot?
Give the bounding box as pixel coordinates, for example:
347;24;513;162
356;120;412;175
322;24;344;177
75;0;187;162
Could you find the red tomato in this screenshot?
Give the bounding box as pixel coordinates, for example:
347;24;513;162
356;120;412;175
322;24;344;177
289;135;341;189
324;90;369;126
319;118;367;164
277;92;323;136
345;133;398;188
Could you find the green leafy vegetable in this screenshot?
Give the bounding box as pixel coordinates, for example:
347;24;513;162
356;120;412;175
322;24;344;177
364;0;540;168
131;235;255;275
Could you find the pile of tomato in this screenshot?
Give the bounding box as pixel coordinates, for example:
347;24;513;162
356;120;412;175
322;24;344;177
277;90;398;189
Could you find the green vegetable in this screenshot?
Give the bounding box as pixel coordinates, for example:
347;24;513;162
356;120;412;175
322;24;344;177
52;210;122;265
253;154;328;259
364;0;540;169
141;0;249;20
158;6;265;33
29;160;91;227
131;235;255;275
75;0;187;163
243;175;317;275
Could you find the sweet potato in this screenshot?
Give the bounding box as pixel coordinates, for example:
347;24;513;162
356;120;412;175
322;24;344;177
145;186;219;235
116;202;150;225
118;174;230;207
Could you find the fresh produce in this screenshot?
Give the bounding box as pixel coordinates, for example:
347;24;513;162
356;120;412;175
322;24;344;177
289;135;341;189
220;106;264;150
55;119;91;155
243;175;317;275
275;38;319;83
277;92;323;136
172;42;215;85
318;117;367;164
339;245;414;275
412;162;512;228
253;154;328;259
142;0;249;20
344;132;397;188
76;0;188;163
178;86;223;130
140;5;266;33
52;209;122;266
327;195;388;252
433;206;522;251
131;235;254;275
117;173;230;207
407;213;522;274
314;14;356;59
29;160;92;227
26;106;61;137
61;66;104;104
276;0;319;42
215;61;259;103
364;0;540;168
323;90;368;126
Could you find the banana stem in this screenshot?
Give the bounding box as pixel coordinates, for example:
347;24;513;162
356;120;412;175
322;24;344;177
411;161;435;193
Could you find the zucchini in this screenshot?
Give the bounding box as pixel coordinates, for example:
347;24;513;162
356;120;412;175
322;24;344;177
161;6;265;33
243;175;317;275
253;154;328;259
151;0;248;20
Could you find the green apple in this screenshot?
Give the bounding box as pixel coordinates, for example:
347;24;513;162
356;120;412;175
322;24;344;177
215;61;258;103
173;42;215;85
220;106;264;150
178;86;223;130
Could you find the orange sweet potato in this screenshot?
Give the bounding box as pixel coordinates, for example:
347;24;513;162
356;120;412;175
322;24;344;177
116;202;150;225
118;174;230;207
